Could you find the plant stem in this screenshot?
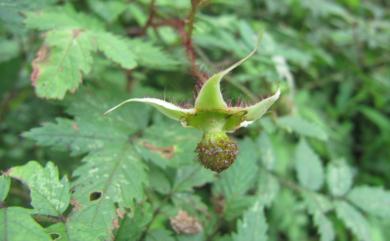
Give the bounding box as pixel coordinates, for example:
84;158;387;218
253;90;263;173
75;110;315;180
184;0;207;83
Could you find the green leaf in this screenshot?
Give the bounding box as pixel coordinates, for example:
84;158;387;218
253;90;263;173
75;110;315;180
0;0;55;32
0;176;11;202
148;165;171;194
224;196;256;221
303;192;333;214
0;207;51;241
137;122;200;167
173;164;214;193
46;202;114;241
360;106;390;131
105;98;193;122
24;89;148;155
257;132;275;170
114;203;153;241
145;229;175;241
272;189;308;240
295;139;324;191
66;88;150;134
326;159;353;196
313;212;335;241
32;29;94;99
25;10;81;30
277;115;328;141
46;222;100;241
231;202;267;241
194;48;256;111
347;186;390;218
129;39;178;70
0;39;19;63
213;138;258;200
23;118;128;155
335;201;372;241
24;7;103;31
303;192;334;241
9;161;70;216
72;145;147;206
87;0;127;22
257;170;279;207
94;31;137;69
27;9;136;99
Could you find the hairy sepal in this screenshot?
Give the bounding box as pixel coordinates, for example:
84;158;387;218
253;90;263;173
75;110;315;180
239;89;280;126
194;47;257;111
104;98;194;121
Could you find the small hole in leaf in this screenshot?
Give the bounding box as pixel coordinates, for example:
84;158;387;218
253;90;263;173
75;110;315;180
50;233;60;240
89;191;102;201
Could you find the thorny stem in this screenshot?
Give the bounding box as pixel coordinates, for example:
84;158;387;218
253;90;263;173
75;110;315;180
128;0;207;83
184;0;207;82
140;0;156;35
187;0;200;39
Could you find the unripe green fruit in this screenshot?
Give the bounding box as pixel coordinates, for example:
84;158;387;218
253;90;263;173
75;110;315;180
195;132;238;172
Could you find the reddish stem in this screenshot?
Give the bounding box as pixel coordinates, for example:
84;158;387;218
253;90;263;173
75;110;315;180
128;1;207;83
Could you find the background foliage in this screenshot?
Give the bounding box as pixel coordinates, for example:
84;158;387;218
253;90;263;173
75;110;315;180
1;0;389;241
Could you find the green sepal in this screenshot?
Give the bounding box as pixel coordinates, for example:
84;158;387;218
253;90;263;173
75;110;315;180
239;89;280;126
104;97;194;121
194;48;257;111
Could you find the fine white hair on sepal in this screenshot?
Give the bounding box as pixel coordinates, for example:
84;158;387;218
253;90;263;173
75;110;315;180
104;98;195;121
104;98;194;115
239;120;254;128
132;98;195;113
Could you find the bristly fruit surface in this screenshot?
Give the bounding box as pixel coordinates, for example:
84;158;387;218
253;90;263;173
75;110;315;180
196;132;238;172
